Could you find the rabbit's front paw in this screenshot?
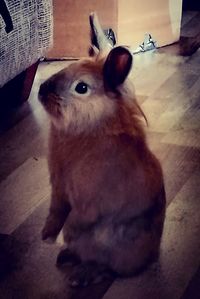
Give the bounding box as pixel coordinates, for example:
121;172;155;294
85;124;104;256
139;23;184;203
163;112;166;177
42;214;64;242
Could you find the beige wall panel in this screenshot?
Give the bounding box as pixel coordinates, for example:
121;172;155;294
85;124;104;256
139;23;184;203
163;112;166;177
118;0;182;48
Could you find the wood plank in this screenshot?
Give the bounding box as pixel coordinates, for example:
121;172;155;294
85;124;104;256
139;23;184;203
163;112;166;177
151;70;198;100
0;61;73;182
0;101;32;136
141;97;175;133
188;76;200;98
144;91;199;134
145;139;200;204
162;130;200;148
0;109;49;182
131;53;176;98
175;98;200;131
181;12;200;37
181;266;200;299
180;11;199;27
0;158;50;234
102;172;200;299
0;200;113;299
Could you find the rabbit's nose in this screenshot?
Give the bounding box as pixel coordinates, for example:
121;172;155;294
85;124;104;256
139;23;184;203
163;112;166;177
39;78;57;98
39;81;50;97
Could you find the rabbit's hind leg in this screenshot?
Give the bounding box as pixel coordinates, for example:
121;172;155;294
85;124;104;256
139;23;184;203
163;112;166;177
68;261;114;287
56;248;81;266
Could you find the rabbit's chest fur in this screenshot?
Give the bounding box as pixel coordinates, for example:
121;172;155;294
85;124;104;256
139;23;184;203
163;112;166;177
49;126;163;223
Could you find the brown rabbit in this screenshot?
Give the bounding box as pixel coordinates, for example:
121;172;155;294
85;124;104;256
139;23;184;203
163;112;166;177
38;13;166;287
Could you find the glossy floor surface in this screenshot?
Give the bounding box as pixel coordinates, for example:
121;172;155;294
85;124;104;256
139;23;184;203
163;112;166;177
0;11;200;299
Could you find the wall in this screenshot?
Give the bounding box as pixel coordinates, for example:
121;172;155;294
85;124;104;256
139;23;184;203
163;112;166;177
47;0;182;58
118;0;182;49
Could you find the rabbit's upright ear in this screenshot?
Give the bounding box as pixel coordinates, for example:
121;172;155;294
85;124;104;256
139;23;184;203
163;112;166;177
103;46;133;90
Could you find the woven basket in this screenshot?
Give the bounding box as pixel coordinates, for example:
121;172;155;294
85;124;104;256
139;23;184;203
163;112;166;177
0;0;53;87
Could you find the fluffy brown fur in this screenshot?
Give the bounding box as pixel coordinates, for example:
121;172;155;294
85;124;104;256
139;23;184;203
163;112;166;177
39;46;166;286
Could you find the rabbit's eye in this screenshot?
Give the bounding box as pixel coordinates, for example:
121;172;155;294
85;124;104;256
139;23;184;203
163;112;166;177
71;80;91;97
75;82;89;94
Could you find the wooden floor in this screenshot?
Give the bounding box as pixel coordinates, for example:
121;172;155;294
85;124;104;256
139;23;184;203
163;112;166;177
0;11;200;299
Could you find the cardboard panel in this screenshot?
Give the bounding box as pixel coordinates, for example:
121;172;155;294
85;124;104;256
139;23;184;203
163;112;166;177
47;0;117;58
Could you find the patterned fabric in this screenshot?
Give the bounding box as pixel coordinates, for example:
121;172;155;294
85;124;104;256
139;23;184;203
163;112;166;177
0;0;53;87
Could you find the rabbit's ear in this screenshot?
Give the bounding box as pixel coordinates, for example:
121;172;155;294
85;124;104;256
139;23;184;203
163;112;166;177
89;12;112;55
103;46;133;90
